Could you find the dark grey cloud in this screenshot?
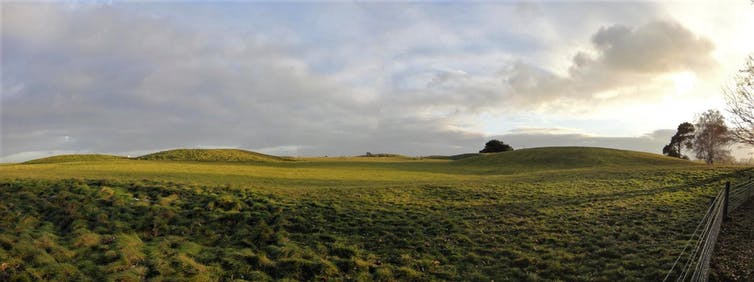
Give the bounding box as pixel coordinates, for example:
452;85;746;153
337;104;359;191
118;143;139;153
591;21;715;73
504;20;717;108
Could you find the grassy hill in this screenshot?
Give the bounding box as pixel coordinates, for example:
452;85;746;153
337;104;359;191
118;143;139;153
0;147;748;281
137;148;287;162
23;154;127;164
425;153;479;160
454;147;695;168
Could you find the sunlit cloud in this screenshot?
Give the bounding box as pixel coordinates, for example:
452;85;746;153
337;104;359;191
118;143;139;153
2;1;753;162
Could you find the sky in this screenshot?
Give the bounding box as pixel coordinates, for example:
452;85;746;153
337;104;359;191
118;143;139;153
2;1;754;162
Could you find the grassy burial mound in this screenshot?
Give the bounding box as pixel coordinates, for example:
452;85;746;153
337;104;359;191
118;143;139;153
23;154;127;164
454;147;697;169
136;149;287;162
425;153;480;161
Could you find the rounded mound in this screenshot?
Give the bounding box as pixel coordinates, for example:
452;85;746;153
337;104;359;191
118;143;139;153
454;147;695;168
24;154;127;164
425;153;479;160
137;149;286;162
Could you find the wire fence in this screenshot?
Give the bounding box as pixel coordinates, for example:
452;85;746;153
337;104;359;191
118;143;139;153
663;179;754;282
728;180;754;212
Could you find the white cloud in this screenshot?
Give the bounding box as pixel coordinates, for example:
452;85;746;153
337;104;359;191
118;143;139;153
2;2;752;162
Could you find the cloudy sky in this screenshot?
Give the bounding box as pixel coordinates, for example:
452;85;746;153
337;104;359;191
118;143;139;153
2;1;754;162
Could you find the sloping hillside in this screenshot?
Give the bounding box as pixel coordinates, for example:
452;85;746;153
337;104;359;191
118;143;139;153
425;153;479;160
23;154;127;164
453;147;695;169
137;149;287;162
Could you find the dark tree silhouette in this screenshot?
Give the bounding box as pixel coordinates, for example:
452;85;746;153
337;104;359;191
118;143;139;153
662;122;695;159
479;140;514;153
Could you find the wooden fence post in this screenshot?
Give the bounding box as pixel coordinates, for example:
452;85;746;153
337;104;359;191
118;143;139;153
723;181;730;222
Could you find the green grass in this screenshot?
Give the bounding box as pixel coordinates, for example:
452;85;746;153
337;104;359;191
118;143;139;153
0;147;750;281
136;148;288;162
455;147;697;168
23;154;127;164
425;153;480;160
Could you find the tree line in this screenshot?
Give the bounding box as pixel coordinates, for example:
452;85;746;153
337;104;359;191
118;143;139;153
663;110;733;164
664;56;754;164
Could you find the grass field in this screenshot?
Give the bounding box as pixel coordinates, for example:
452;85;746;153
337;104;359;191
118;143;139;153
0;147;750;281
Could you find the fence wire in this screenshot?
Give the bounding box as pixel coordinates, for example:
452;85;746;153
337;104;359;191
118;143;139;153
663;180;754;282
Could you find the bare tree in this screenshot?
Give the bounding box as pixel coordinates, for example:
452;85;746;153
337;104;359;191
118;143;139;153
724;55;754;145
693;109;733;164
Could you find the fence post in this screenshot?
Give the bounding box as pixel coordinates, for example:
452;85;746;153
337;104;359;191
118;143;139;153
723;181;730;222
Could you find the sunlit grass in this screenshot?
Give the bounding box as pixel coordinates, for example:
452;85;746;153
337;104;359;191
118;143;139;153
0;147;750;280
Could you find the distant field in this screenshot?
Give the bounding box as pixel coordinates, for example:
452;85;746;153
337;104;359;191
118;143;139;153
0;147;749;281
